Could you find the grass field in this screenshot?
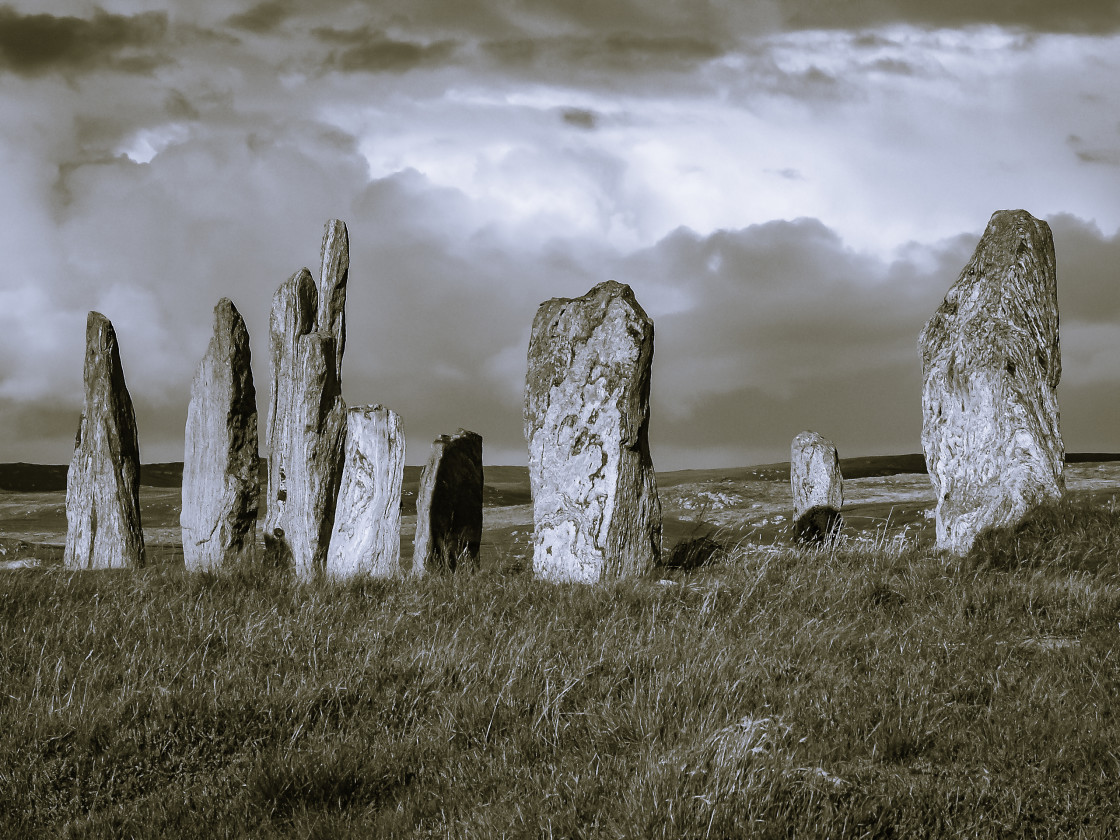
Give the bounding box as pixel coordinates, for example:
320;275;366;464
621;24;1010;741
2;495;1120;838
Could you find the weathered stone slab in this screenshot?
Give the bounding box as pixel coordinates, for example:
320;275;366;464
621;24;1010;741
317;219;348;378
525;280;661;582
64;312;145;569
326;405;405;578
790;430;843;542
263;267;346;578
412;429;483;575
790;431;843;517
919;209;1064;555
181;298;259;571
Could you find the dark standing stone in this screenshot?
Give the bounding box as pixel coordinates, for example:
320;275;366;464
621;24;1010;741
919;209;1064;554
181;298;259;570
412;429;483;575
64;312;145;569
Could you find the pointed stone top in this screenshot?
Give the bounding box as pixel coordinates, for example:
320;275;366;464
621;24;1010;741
86;310;116;349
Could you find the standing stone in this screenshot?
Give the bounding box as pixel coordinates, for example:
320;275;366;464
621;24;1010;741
525;280;661;583
919;209;1064;555
790;430;843;543
413;429;483;575
264;219;350;577
326;406;405;578
317;219;349;378
181;298;259;571
64;312;145;569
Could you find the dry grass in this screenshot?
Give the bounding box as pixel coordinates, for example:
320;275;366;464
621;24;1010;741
1;497;1119;837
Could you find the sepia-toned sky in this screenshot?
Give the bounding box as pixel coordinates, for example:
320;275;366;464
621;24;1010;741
1;1;1118;468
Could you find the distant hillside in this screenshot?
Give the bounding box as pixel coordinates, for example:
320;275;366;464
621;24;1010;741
3;453;1118;494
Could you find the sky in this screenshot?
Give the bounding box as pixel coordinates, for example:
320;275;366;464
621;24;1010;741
0;1;1118;470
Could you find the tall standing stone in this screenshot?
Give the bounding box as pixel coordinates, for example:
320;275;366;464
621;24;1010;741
317;219;348;378
181;298;259;571
326;406;405;578
264;219;350;577
64;312;145;569
790;430;843;543
525;280;661;583
412;429;483;575
919;209;1064;555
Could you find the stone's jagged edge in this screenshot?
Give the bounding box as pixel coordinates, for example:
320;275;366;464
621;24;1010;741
64;311;146;569
264;248;347;578
181;298;259;571
918;209;1064;554
790;430;843;519
327;405;404;579
413;429;483;576
525;280;661;583
318;219;349;380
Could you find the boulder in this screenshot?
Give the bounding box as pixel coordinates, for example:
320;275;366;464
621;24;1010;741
790;430;843;543
181;298;259;571
263;261;347;577
64;312;145;569
326;406;405;578
919;209;1064;554
525;280;661;582
412;429;483;575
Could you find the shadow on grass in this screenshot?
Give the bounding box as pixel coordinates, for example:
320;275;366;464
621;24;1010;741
967;497;1120;575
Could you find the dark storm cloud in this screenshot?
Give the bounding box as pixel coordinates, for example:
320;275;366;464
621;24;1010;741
780;0;1120;33
226;0;295;34
0;6;170;76
314;25;459;73
561;108;598;130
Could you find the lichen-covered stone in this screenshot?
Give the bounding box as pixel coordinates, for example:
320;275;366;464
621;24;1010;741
525;280;661;582
919;209;1064;554
326;406;404;578
64;312;145;569
263;267;346;578
412;429;483;575
790;431;842;512
181;298;259;571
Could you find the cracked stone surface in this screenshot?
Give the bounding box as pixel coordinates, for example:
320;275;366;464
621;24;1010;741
64;312;146;569
919;209;1064;554
181;298;259;571
264;220;349;577
525;280;661;582
327;405;404;578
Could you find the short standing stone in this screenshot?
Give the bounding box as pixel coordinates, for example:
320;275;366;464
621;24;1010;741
263;268;346;578
790;430;843;543
326;406;405;578
412;429;483;575
181;298;259;571
64;312;145;569
919;209;1064;554
525;280;661;582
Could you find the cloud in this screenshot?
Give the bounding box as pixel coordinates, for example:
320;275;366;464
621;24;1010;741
314;25;460;73
779;0;1120;34
0;6;170;76
226;0;295;34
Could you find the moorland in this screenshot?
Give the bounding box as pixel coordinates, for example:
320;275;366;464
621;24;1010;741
2;455;1120;837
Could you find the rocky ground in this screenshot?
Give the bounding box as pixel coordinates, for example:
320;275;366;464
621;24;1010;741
3;458;1119;570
